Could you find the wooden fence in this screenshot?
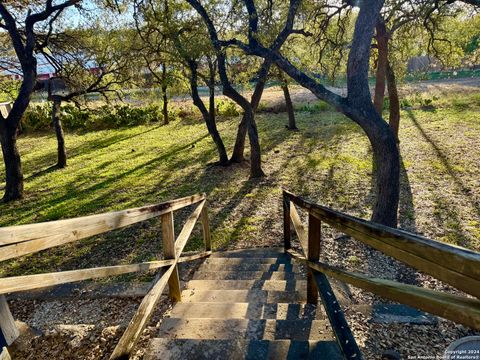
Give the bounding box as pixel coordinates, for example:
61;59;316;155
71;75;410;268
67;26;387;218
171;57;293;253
0;194;211;360
283;190;480;335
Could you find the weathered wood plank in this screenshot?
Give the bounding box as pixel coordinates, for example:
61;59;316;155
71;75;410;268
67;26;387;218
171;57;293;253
110;265;175;360
0;252;211;295
0;296;18;346
283;195;291;250
0;347;11;360
110;200;206;359
174;200;206;256
287;250;480;330
307;214;321;304
201;206;211;252
0;194;205;247
284;190;480;296
331;222;480;299
289;202;308;253
312;271;363;359
0;194;205;262
161;212;181;302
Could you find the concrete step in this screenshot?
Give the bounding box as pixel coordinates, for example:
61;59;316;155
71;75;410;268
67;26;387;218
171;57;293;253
145;338;342;360
168;302;326;320
198;263;301;273
210;248;289;259
157;318;335;341
181;289;306;303
186;280;307;291
192;271;303;281
204;257;294;265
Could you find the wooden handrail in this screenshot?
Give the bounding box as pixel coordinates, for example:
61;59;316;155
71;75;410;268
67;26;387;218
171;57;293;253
288;249;480;330
284;193;363;358
0;194;212;360
0;194;205;262
0;252;211;295
284;190;480;299
283;189;480;331
110;199;207;359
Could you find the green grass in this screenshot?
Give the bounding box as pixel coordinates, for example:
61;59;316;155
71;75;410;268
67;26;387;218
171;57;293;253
1;92;479;278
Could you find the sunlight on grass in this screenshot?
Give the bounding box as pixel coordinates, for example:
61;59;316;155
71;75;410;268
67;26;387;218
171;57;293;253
1;92;479;277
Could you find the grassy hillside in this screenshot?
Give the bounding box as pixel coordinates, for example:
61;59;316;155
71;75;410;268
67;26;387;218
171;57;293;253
1;91;479;278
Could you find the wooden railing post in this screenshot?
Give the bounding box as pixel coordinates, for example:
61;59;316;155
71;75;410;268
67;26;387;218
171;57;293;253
201;205;211;252
283;192;291;251
0;295;19;354
161;211;181;302
307;213;321;304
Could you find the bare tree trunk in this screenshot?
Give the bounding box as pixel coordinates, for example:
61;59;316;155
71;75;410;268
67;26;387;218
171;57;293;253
365;113;400;227
0;122;23;202
217;55;264;177
0;61;36;202
244;106;264;177
386;61;400;142
373;21;389;115
187;60;229;165
282;83;297;130
230;59;272;163
51;97;67;168
161;64;169;125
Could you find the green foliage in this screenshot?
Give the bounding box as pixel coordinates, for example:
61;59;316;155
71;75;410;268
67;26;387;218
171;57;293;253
21;105;51;131
21;103;168;132
216;99;240;117
0;79;20;102
400;92;439;109
295;100;333;113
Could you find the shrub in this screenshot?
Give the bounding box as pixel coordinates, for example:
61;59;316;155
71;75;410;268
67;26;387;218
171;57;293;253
400;92;438;110
21;104;51;132
295;100;332;113
216;99;240;117
21;103;166;132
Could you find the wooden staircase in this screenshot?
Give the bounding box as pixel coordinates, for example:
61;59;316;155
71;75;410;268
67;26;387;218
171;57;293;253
144;247;343;359
2;191;479;360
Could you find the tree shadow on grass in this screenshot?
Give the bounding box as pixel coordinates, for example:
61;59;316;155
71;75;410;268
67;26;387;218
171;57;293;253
20;126;161;179
406;110;480;220
407;110;477;248
0;133;211;227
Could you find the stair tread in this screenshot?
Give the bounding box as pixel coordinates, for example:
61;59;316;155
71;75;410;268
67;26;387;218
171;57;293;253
210;248;289;259
192;271;304;280
204;257;295;265
198;263;301;272
181;289;306;303
186;280;307;291
147;248;348;359
157;318;335;341
168;302;326;320
145;338;342;360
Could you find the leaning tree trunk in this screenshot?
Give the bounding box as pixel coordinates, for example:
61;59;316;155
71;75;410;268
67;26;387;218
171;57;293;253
215;54;265;177
373;21;389;115
230;59;272;163
386;61;400;142
264;0;399;226
244;106;264;177
282;83;297;130
0;122;24;202
51;97;67;168
161;64;169;125
188;60;229;165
